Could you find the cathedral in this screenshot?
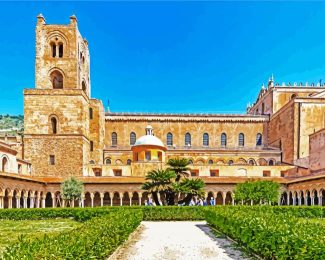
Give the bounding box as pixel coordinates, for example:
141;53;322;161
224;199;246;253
0;15;324;208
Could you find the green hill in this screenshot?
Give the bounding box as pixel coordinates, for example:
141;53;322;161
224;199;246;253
0;115;24;134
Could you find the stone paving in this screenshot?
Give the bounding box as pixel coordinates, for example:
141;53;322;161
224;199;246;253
109;221;251;260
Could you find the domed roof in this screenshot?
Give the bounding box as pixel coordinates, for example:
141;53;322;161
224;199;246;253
132;125;165;149
133;135;165;148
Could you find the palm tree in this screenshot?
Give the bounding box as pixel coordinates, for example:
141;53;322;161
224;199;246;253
142;169;176;205
175;178;205;206
165;158;191;205
166;158;191;182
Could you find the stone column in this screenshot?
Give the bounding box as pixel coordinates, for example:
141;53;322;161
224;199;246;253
311;196;315;206
292;196;296;206
30;196;35;208
23;196;28;208
0;196;3;209
100;193;104;207
51;193;56;208
90;193;94;208
222;193;226;205
319;196;323;206
16;197;20;208
56;44;59;58
80;194;85;208
119;193;123;206
298;197;301;206
139;194;142;206
8;196;12;209
109;192;114;206
62;199;66;208
42;196;46;208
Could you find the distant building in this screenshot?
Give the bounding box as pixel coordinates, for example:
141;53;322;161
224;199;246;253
0;15;324;208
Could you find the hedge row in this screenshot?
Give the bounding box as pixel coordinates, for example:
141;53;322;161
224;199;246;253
0;206;206;221
3;209;143;259
205;207;325;259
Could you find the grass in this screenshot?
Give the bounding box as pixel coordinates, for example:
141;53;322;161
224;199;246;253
0;218;80;254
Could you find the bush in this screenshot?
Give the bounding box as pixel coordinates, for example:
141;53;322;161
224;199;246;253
142;206;205;220
3;209;143;259
205;206;325;259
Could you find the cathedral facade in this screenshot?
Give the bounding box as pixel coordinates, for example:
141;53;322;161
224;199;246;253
0;15;324;208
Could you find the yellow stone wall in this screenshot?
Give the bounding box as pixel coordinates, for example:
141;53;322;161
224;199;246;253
35;15;90;95
309;128;325;174
104;117;267;149
89;99;105;164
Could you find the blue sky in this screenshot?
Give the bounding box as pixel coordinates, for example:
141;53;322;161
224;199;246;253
1;1;325;115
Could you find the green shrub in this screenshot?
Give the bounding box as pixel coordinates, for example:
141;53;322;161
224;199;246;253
142;206;205;220
205;206;325;259
3;209;142;259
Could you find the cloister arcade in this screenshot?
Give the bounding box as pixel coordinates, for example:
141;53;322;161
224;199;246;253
1;185;324;209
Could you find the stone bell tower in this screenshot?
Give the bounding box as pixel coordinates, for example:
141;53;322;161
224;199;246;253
23;15;94;177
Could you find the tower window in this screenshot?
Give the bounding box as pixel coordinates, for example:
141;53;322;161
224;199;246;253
185;133;191;146
90;141;94;151
221;133;227;147
111;132;117;146
105;158;111;165
49;155;55;165
256;133;262;146
50;70;63;89
2;157;9;172
238;133;245;147
58;43;63;58
130;132;136;145
50;117;57;134
82;81;87;92
127;159;132;165
89;108;93;119
167;132;173;146
203;133;209;146
51;43;56;58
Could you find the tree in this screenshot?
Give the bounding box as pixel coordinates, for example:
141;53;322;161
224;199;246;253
233;180;280;205
141;169;176;205
174;178;205;206
166;158;190;182
61;177;84;206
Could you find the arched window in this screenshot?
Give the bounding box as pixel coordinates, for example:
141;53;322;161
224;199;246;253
127;159;132;165
269;159;275;166
203;133;209;146
50;70;63;89
111;132;117;146
248;159;255;166
221;133;227;147
89;160;95;164
51;43;56;57
82;81;87;92
58;43;63;58
208;159;213;165
185;133;191;146
291;94;297;100
89;108;93;119
130;132;136;145
238;133;245;147
256;133;262;146
2;157;8;172
262;103;265;114
105;158;111;165
228;160;234;166
167;132;173;146
188;159;193;165
50;117;57;134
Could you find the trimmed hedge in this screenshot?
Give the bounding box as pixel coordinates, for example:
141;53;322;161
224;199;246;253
205;206;325;259
3;209;143;259
0;206;206;221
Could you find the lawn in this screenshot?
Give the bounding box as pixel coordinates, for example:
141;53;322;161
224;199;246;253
0;218;80;254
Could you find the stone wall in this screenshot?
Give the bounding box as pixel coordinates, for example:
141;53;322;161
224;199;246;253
309;128;325;174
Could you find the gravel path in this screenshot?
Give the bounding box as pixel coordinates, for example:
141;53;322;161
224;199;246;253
109;221;251;260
